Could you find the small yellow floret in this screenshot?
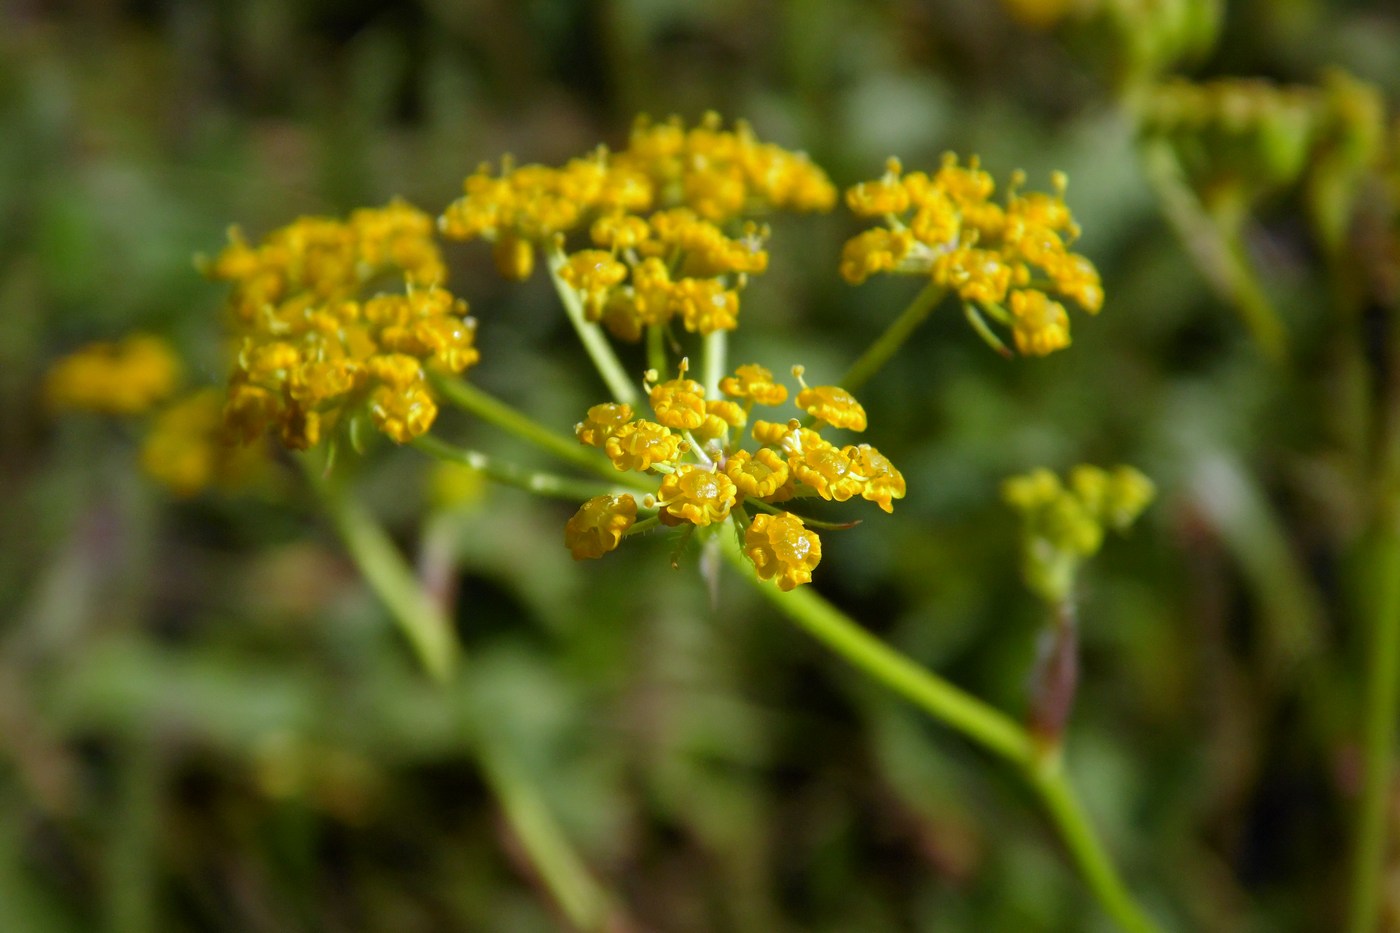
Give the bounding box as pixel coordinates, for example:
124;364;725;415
1009;290;1072;356
745;512;822;590
657;464;737;526
604;420;683;472
796;384;868;432
720;364;788;406
846;443;906;513
565;494;638;559
576;403;634;447
648;377;708;430
724;447;790;500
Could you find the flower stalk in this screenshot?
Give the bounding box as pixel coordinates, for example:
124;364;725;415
840;281;945;391
546;246;641;407
721;533;1159;932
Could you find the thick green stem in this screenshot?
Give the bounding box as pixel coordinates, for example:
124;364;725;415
702;329;727;399
1138;138;1287;363
840;281;946;392
412;434;648;500
302;460;459;682
646;324;668;376
1347;521;1400;933
721;534;1158;931
546;247;640;406
432;373;628;484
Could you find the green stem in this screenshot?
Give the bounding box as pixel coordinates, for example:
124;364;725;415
1138;138;1287;363
302;459;459;682
476;741;619;931
432;373;627;484
703;328;727;399
840;280;945;391
727;543;1029;763
1029;763;1161;933
546;246;640;406
412;434;648;500
646;324;669;377
1347;521;1400;933
721;534;1159;931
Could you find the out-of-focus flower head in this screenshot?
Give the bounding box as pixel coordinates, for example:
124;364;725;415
1002;464;1155;603
206;201;478;451
139;389;270;497
842;155;1102;357
442;113;836;341
565;360;904;590
44;334;183;416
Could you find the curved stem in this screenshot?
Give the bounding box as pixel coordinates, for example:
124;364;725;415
431;373;626;484
301;458;459;682
840;280;945;392
545;247;641;406
1347;521;1400;933
720;534;1159;931
413;434;649;500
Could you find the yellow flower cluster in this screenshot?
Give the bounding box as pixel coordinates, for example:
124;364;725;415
558;210;769;338
44;334;183;415
565;362;904;590
842;155;1102;356
207;202;478;450
440;113;835;340
1002;464;1155;603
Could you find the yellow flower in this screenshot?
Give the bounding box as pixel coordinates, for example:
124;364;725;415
720;364;789;406
839;228;916;285
619;112;836;222
45;334;183;416
846;158;912;216
1009;290;1071;356
795;383;867;432
787;431;863;502
209;203;477;450
657;464;737;526
565;355;902;586
559;249;629;320
842;153;1101;356
604;420;684;472
745;512;822;591
724;447;790;499
565;494;639;559
674;279;740;335
576;402;635;447
846;443;906;513
648;375;708;430
751;419;791;446
694;399;746;441
369;383;437;445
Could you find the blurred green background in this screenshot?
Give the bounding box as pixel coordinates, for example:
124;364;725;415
5;1;1400;930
